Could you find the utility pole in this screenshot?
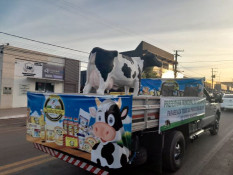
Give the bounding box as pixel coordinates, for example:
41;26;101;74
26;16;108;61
211;68;217;93
174;50;184;78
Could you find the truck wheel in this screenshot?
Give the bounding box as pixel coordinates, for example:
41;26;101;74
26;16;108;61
163;131;185;172
210;116;220;135
131;147;147;166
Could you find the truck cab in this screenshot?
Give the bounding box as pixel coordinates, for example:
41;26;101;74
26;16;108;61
201;88;221;134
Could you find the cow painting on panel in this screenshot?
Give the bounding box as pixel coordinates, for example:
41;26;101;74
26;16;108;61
90;98;130;169
83;47;162;96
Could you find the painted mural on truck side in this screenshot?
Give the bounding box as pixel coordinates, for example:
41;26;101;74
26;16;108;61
140;78;204;97
26;92;132;169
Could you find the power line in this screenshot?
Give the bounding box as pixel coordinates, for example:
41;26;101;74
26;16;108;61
183;53;233;56
54;0;176;52
180;60;233;63
2;45;89;63
0;32;90;54
0;51;87;68
179;65;205;77
0;35;88;60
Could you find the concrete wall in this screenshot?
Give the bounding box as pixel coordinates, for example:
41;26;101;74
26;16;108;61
12;76;33;108
12;76;64;108
54;82;64;93
0;49;15;108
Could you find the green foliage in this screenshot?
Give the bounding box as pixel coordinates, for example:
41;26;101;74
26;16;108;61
141;67;158;78
117;132;132;149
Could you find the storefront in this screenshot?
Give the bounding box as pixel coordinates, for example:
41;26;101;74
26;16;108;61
0;45;81;108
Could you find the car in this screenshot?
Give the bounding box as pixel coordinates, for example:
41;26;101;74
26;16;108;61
221;94;233;110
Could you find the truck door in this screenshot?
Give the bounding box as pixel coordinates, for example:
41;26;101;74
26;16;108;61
202;89;216;128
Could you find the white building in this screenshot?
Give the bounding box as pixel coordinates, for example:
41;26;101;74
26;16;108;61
0;45;81;108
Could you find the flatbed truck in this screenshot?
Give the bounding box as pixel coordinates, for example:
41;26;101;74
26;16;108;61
26;78;221;174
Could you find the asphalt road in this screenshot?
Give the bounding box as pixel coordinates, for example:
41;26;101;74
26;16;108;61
0;110;233;175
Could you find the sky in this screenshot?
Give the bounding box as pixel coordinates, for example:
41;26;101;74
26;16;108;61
1;0;233;82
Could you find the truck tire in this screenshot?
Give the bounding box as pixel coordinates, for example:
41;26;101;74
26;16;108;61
131;147;147;166
210;115;220;135
163;131;185;172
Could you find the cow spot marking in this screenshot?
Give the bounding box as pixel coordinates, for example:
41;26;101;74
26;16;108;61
122;63;132;79
92;142;100;150
132;71;136;79
96;159;101;166
120;154;128;167
101;142;115;165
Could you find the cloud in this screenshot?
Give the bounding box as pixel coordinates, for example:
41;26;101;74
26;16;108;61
1;0;233;81
123;115;132;124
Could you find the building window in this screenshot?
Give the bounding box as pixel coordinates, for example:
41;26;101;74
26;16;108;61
36;82;54;93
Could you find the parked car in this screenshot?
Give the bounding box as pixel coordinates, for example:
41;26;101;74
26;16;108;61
221;94;233;110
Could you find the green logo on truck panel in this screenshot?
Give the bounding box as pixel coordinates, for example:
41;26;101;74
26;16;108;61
44;95;64;121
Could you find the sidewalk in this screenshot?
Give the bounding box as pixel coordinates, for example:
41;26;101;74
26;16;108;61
0;107;27;119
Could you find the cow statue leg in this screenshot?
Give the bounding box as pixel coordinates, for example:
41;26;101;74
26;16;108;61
83;83;92;94
124;86;130;95
133;80;140;96
96;78;106;95
97;77;114;95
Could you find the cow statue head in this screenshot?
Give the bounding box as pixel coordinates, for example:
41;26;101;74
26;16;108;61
90;98;128;143
140;52;162;71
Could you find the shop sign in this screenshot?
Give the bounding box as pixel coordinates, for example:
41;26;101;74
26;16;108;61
43;64;64;80
15;60;43;78
19;84;30;95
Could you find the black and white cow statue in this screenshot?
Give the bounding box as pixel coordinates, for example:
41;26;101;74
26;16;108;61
90;98;130;169
83;47;162;96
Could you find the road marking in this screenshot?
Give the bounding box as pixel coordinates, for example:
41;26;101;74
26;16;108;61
0;115;26;120
0;128;25;134
0;157;55;175
0;122;26;127
0;154;48;171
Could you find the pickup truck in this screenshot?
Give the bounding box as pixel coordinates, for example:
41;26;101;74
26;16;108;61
26;78;221;174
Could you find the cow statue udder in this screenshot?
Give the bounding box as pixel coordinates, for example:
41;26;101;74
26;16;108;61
83;47;162;96
90;98;130;169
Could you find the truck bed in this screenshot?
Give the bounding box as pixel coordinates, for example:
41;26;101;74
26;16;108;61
132;96;160;132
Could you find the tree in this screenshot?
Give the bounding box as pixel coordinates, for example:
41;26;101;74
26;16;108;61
141;67;159;78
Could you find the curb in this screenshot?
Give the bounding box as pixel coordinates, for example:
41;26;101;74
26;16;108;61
0;114;26;120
